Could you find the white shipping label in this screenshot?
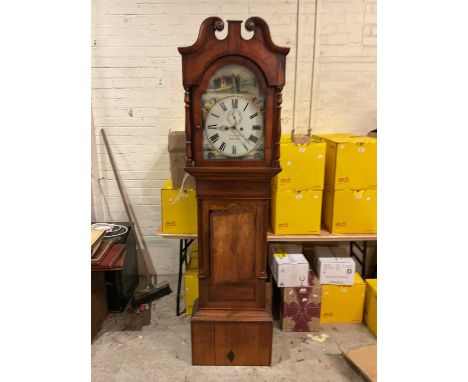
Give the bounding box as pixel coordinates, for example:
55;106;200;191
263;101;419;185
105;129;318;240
355;194;362;199
182;194;189;198
296;194;304;199
358;147;366;153
298;148;306;153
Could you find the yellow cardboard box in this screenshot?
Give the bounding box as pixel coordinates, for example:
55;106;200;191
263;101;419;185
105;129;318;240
320;273;366;323
186;256;198;270
323;188;377;234
364;279;377;336
190;242;198;257
161;179;197;234
271;189;322;234
324;136;377;190
184;268;199;315
187;242;198;268
273;135;326;191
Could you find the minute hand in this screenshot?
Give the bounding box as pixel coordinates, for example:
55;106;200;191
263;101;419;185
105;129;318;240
230;126;251;150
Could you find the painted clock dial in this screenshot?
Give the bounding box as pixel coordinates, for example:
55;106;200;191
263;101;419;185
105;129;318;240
201;64;265;160
204;95;264;158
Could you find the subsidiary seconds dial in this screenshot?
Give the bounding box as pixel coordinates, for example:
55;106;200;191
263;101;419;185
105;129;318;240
204;95;264;158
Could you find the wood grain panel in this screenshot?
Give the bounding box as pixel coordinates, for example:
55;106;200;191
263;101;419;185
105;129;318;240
214;322;272;366
209;284;255;301
191;322;215;365
210;209;256;285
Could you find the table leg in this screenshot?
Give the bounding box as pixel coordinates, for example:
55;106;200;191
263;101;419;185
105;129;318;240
362;241;368;279
176;239;194;316
176;239;184;316
350;241;369;279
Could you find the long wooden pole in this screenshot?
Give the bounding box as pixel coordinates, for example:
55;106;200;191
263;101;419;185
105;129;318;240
101;128;156;287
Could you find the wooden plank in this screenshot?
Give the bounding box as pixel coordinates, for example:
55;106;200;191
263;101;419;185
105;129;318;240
155;226;197;239
342;344;377;382
155;226;376;242
268;229;377;242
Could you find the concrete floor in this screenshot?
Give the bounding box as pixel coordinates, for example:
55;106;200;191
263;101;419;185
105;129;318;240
92;275;376;382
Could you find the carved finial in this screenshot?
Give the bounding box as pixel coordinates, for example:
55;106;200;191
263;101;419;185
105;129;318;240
245;19;255;32
214;20;224;31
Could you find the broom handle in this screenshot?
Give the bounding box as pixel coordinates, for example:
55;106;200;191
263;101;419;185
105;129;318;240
101;129;155;286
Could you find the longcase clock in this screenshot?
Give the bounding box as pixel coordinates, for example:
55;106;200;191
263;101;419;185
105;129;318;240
178;17;289;366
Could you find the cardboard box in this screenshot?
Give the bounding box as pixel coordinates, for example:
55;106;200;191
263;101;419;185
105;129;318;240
364;279;377;336
273;135;326;191
184;268;199;315
320;273;366;323
343;345;377;382
323;188;377;234
271;189;322;234
324;136;377;190
168;131;195;189
317;257;355;285
186;256;198;270
161;179;197;234
188;242;198;263
280;270;321;332
312;246;355;285
190;242;198;256
269;244;309;287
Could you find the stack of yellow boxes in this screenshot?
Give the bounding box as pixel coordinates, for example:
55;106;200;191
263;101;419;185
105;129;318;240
315;135;377;234
271;135;326;234
184;242;199;315
161;179;197;234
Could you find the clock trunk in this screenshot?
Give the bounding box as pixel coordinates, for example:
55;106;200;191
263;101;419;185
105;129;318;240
189;172;276;366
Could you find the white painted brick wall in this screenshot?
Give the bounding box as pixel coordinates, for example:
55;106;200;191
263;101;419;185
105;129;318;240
91;0;377;275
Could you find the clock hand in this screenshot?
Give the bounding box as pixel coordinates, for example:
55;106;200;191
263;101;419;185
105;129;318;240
229;125;251;150
216;123;251;150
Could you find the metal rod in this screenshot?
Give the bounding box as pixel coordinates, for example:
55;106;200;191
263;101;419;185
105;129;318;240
362;241;368;279
176;239;183;316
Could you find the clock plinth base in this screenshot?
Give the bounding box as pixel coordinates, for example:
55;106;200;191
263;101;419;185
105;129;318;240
191;303;273;366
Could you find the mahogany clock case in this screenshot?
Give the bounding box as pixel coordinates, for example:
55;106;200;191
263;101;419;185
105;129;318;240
178;17;289;366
